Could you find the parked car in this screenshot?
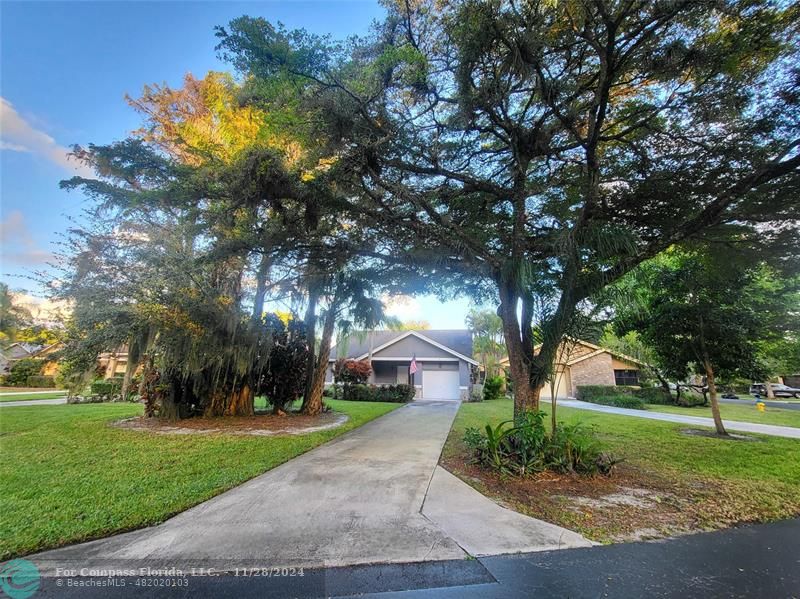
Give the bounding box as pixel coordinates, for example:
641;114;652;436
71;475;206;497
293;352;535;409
749;383;800;399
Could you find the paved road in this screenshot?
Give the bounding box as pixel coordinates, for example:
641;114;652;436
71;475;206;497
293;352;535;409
560;399;800;439
31;401;588;576
35;518;800;597
0;398;67;407
721;397;800;411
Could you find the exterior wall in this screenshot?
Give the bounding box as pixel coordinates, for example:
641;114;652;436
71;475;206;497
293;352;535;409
611;357;639;370
569;353;615;396
372;335;454;359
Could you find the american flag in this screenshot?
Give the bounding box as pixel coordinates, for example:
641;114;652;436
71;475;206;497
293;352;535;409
409;356;418;375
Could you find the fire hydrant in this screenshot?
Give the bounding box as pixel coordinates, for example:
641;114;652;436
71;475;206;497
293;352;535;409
756;401;766;413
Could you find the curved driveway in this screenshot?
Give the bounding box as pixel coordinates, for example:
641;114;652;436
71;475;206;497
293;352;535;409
31;401;589;576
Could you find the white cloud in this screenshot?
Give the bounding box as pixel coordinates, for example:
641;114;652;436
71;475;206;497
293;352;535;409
10;291;71;326
0;210;55;267
0;97;94;177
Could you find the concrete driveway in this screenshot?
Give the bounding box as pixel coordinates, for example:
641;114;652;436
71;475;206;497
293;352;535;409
31;401;589;575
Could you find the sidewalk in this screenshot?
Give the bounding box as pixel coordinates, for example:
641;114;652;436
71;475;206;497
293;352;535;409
560;399;800;439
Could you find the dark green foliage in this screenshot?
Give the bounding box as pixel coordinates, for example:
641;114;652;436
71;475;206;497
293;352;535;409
576;385;635;401
633;387;672;405
589;395;646;410
26;375;56;389
339;383;414;403
6;359;43;387
90;379;121;399
483;376;504;401
464;411;617;476
258;314;309;413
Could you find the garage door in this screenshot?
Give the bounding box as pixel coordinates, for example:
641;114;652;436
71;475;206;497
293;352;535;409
423;370;460;400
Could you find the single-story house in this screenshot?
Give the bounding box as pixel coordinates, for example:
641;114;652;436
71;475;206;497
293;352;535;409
500;338;645;399
327;330;477;401
0;341;63;375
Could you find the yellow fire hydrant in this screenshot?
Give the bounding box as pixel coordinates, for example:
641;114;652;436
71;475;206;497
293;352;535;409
756;401;766;413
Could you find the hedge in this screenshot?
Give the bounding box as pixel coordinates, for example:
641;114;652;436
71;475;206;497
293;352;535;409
340;383;415;403
576;385;636;401
632;387;672;404
26;375;56;388
590;394;646;409
89;379;122;398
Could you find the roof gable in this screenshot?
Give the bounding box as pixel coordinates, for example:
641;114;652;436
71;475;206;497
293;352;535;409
331;330;477;365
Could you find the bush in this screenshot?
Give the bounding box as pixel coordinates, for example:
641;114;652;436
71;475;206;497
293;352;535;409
375;384;415;403
6;358;44;386
90;379;122;399
333;359;372;385
483;376;504;401
469;383;484;402
464;411;619;476
340;383;415;403
632;387;672;404
26;375;56;388
576;385;636;401
591;394;646;409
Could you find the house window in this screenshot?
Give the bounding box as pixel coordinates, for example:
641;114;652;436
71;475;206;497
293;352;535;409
614;369;639;386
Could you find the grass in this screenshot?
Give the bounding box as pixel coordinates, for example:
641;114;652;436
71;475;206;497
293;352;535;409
645;401;800;428
0;399;401;559
0;391;67;402
443;399;800;542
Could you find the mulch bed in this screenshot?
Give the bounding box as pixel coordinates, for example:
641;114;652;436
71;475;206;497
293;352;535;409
441;451;719;543
112;410;348;436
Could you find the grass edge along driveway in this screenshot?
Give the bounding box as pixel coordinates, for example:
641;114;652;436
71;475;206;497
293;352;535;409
0;391;67;402
442;399;800;543
0;399;401;560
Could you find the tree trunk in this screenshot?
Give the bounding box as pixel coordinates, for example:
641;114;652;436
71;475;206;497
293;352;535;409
302;301;337;416
205;385;254;417
765;381;775;399
703;359;727;436
252;253;271;323
497;282;539;416
303;284;321;406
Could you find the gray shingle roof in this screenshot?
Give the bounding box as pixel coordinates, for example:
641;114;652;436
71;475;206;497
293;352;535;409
330;330;473;360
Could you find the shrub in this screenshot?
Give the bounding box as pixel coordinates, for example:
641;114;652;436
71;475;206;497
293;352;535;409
632;387;672;404
590;394;646;409
483;376;504;401
469;383;484;402
375;384;415;403
6;358;44;386
333;359;372;385
464;411;618;476
90;379;122;399
26;375;56;388
576;385;636;401
340;383;414;403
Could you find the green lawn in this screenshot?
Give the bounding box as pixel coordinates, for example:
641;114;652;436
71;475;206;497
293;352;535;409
0;391;67;402
645;401;800;428
0;399;401;559
443;399;800;541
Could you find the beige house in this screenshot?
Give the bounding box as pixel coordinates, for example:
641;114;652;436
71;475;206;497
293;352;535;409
500;338;645;399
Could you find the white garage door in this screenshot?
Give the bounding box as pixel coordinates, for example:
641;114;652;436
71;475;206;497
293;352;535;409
423;370;460;400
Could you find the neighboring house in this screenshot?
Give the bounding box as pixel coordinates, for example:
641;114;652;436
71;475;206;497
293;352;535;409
0;342;43;374
327;330;477;401
99;348;130;379
500;338;645;399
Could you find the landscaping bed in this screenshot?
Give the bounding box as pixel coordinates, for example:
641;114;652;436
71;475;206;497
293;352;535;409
0;399;401;559
442;399;800;544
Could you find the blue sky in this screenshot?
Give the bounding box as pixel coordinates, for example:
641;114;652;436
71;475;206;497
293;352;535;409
0;1;474;327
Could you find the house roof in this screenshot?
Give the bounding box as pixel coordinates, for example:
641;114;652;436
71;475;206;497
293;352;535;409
499;337;646;368
330;330;477;365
